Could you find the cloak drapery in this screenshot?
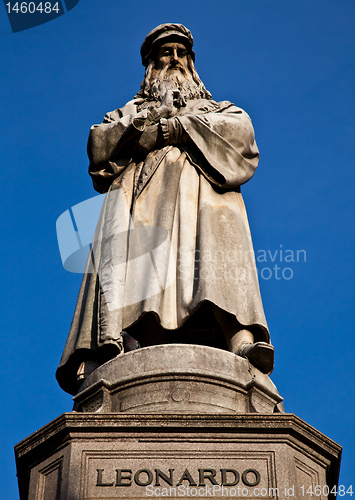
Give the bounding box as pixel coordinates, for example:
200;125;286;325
56;97;269;395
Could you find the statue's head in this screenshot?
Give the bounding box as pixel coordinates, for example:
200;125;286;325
140;23;195;68
136;23;211;101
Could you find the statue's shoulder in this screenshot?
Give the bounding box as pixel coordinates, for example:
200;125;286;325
102;99;143;123
214;99;234;110
214;100;247;114
215;100;254;124
184;99;245;116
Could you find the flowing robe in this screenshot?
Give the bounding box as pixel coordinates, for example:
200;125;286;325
56;97;269;395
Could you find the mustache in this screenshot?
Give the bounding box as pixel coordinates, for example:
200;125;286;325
168;63;186;71
159;64;189;79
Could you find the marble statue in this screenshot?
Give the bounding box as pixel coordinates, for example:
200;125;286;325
56;24;274;396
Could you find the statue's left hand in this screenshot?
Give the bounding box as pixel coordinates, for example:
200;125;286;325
138;123;162;154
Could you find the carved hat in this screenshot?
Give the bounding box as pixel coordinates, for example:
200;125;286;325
141;23;195;67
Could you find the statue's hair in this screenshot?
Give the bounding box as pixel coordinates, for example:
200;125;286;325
135;54;212;100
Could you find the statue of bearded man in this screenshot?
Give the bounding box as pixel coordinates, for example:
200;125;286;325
56;23;274;396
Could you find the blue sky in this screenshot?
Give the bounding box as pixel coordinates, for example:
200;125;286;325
1;0;354;497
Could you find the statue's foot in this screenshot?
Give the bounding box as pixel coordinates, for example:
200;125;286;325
77;360;100;385
237;342;274;375
122;331;141;352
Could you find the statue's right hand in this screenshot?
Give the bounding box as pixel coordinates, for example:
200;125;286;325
158;90;182;118
161;89;176;108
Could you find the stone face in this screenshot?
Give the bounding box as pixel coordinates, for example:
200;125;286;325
73;344;284;414
15;413;341;500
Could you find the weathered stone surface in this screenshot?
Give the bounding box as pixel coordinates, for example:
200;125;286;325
15;413;342;500
74;344;284;414
57;23;274;396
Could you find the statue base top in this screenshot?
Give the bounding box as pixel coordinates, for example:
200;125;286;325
15;412;341;500
74;344;284;413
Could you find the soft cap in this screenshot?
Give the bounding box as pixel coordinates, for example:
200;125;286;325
141;23;195;67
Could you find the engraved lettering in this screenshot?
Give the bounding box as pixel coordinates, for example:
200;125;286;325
96;469;114;487
177;469;197;486
155;469;174;486
95;466;262;488
242;468;260;486
221;469;239;486
134;469;153;486
198;469;218;486
115;469;132;486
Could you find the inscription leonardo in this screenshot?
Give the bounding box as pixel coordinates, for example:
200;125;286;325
96;468;261;488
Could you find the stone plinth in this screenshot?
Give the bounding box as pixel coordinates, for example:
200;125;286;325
15;345;341;499
15;413;341;500
74;344;284;414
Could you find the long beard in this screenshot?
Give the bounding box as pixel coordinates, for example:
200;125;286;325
149;66;207;102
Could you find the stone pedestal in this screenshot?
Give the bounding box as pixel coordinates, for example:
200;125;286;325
15;346;341;499
74;344;284;414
